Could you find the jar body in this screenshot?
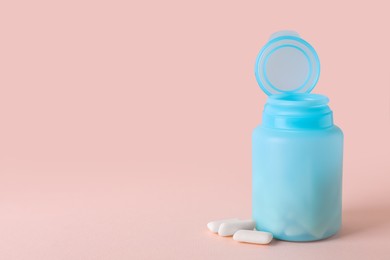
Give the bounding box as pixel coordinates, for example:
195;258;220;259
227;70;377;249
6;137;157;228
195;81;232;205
252;95;343;241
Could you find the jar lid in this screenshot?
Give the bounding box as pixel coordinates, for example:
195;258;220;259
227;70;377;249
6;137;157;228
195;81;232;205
254;31;320;95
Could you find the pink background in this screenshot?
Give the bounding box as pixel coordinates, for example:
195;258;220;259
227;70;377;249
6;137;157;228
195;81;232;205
1;0;389;259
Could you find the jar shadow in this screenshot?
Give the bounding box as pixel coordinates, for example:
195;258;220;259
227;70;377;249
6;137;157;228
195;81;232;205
337;205;390;239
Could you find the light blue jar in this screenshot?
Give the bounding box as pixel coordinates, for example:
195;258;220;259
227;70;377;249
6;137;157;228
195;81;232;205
252;31;343;241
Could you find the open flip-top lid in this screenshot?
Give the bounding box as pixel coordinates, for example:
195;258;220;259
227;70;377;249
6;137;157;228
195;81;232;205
254;31;320;95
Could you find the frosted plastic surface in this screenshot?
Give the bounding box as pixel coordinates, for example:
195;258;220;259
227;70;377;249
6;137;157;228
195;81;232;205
252;94;344;241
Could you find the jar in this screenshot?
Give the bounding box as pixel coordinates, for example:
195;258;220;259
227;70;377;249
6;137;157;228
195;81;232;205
252;31;344;241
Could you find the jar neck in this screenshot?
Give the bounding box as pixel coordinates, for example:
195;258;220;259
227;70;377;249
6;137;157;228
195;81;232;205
262;94;334;129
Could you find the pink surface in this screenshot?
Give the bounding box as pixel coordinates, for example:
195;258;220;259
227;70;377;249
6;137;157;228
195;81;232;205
0;0;389;259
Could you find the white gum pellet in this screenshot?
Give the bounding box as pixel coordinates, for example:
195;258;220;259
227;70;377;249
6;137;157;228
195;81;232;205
207;218;240;233
233;230;273;244
218;219;256;237
284;225;305;236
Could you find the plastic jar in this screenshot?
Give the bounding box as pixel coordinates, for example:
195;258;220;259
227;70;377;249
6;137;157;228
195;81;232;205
252;93;343;241
252;31;344;241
